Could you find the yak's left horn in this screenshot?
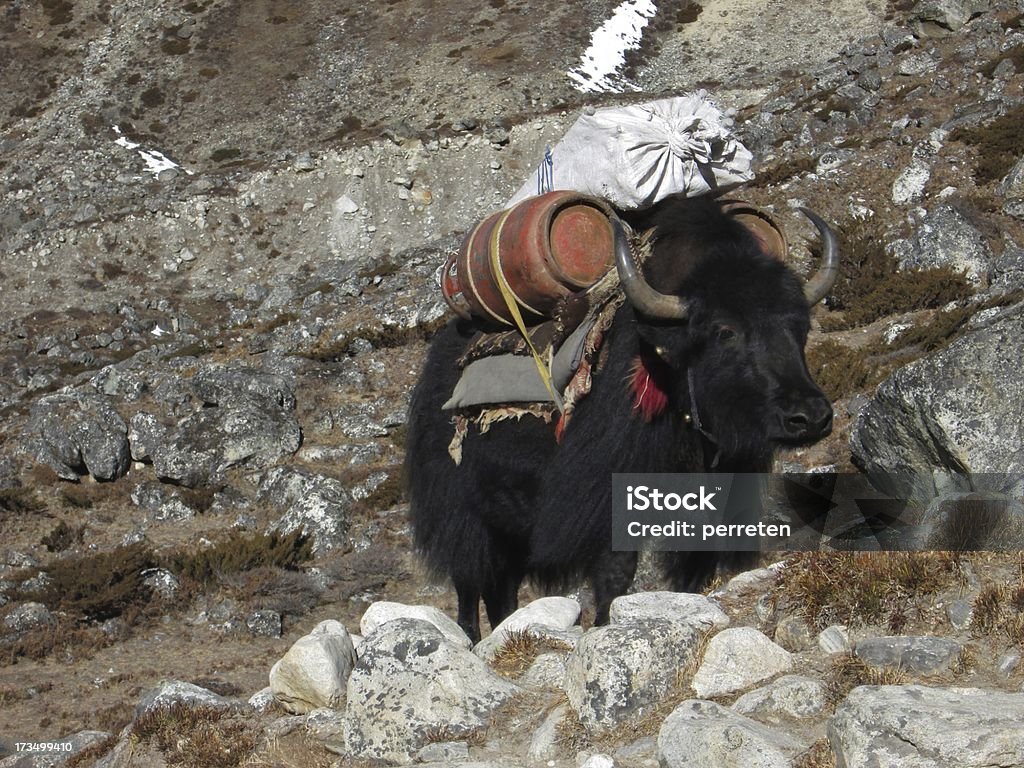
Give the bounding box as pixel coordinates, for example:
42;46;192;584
612;218;690;320
798;207;840;306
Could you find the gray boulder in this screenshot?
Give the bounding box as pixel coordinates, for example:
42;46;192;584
830;685;1024;767
854;636;961;674
609;591;729;632
850;311;1024;506
731;675;828;722
565;618;702;735
911;0;991;34
474;596;581;660
691;628;793;698
894;204;991;286
269;620;357;714
259;467;353;553
22;392;130;480
344;618;521;764
360;600;471;648
135;680;235;717
658;700;807;768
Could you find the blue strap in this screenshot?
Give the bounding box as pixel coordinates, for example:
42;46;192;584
537;145;554;195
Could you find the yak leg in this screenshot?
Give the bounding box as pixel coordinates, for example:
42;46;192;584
590;550;638;626
662;551;720;593
482;568;523;634
455;581;483;645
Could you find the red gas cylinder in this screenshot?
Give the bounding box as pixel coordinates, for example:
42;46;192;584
719;200;788;261
442;191;616;326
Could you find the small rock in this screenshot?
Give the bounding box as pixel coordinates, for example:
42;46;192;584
136;681;234;717
3;601;56;632
360;601;471;648
854;636;961;674
692;628;793;698
269;619;357;714
818;625;851;655
731;675;828;721
609;591;729;632
658;700;807;768
247;610;282;638
946;600;973;631
334;195;360;215
774;616;813;652
998;653;1021;679
475;596;581;659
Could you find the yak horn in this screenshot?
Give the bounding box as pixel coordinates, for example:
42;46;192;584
612;218;690;321
798;207;840;306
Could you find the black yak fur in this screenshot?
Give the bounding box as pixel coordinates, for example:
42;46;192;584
406;195;833;643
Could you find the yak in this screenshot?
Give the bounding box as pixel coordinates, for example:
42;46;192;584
405;194;839;643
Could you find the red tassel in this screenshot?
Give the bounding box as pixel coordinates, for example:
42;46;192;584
629;355;669;421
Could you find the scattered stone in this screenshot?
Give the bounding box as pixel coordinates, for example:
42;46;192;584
135;680;234;718
774;616;813;652
247;610;283;637
528;703;570;765
415;741;471;763
609;591;729;632
22;392;130;481
566;619;702;734
894;203;991;285
854;636;961;674
344;618;521;763
269;619;357;714
946;600;973;631
3;601;56;632
731;675;828;722
259;467;353;553
891;161;930;204
850;312;1024;507
830;685;1024;767
248;686;277;713
658;700;807;768
692;628;793;698
474;596;581;660
141;568;180;599
360;600;471;648
335;195;360;215
818;625;852;655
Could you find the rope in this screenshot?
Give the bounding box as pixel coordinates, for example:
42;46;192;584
488;210;565;412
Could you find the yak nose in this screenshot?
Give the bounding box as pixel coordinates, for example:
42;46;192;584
778;393;833;442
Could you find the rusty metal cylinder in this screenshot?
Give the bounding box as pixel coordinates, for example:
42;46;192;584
718;200;788;261
442;191;616;326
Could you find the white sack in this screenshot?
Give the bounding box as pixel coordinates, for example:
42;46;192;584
509;93;754;210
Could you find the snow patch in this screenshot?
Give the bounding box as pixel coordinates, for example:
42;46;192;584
568;0;658;93
112;125;191;178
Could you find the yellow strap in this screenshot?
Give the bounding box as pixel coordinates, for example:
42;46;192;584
489;210;565;412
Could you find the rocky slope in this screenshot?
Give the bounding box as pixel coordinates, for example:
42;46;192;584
3;0;1024;766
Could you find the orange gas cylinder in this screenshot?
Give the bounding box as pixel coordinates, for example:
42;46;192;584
719;200;788;261
441;191;616;326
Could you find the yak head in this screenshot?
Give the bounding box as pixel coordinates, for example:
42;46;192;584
614;197;838;467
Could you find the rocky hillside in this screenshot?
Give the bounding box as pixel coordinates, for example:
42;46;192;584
2;0;1024;765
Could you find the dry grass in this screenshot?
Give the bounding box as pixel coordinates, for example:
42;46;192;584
820;217;974;332
132;703;258;768
825;654;908;708
489;629;573;679
793;739;837;768
33;542;158;622
949;104;1024;183
774;552;963;630
970;565;1024;644
163;529;314;588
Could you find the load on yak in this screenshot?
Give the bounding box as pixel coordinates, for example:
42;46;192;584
405;95;840;643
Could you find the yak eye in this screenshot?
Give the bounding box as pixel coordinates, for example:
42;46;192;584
716;326;737;342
